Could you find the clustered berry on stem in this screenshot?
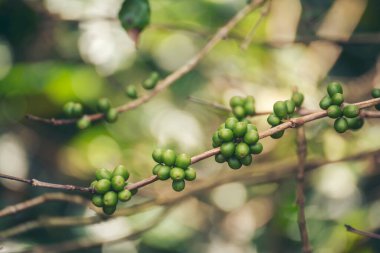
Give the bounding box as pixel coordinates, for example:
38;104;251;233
90;165;135;215
152;149;196;192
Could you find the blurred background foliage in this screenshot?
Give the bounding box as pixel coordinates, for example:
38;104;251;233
0;0;380;252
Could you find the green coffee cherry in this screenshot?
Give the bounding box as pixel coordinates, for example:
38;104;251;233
249;142;263;154
218;123;226;130
118;189;132;202
291;92;304;107
113;165;129;180
95;179;111;194
184;167;196;181
327;105;342;119
247;124;257;131
271;130;285;139
172;180;186;192
152;148;164;163
285;100;296;114
111;175;126;192
233;106;246;119
230;96;245;107
63;102;75;117
103;205;116;215
244;101;255;116
267;114;281;126
227;157;242;170
157;165;171;180
77;116;91;129
331;93;344;105
220;142;235;158
90;180;97;188
327;82;343;97
243;130;259;145
343;105;359;118
225;117;238;130
215;153;226;163
97;98;111;112
212;132;223;147
105;108;118;123
142;72;160;90
175;153;191;169
233;121;248;137
72;103;84;117
346;117;364;130
96;168;112;180
235;143;250;158
319;95;332;110
126;85;138;99
152;164;162;175
372;88;380;98
334;117;348;133
162;149;176;166
170;167;185;181
273;101;287;118
91;194;103;207
240;155;252;166
103;191;118;206
218;128;234;142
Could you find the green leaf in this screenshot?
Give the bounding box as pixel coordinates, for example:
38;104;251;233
118;0;150;31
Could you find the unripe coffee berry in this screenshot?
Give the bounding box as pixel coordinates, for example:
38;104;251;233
170;167;185;181
233;121;248;137
172;180;186;192
220;142;235;158
215;153;226;163
331;93;344;105
327;82;343;97
96;168;112;180
184;167;196;181
227;157;242;170
267;114;281;126
291;92;304;107
273;101;287;118
111;175;126;192
152;148;164;163
334;117;348;133
212;132;223;147
126;85;138;99
218;128;234;142
97;98;111;112
244;101;255;115
233;106;246;119
152;164;162;175
95;179;111;194
235;143;250;158
225;117;238;130
243;130;259;145
72;103;83;117
240;155;252;166
371;88;380;98
63;102;75;116
142;72;160;90
105;108;118;123
285;100;296;114
343;105;359;118
118;189;132;202
103;205;116;215
103;191;118;206
230;96;245;107
250;142;263;154
113;165;129;180
91;194;103;207
319;96;332;110
271;130;285;139
346;117;364;130
247;124;258;131
175;153;191;169
327;105;342;119
162;149;176;166
77;116;91;129
157;165;171;180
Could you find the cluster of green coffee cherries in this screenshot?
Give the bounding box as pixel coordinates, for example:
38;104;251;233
125;71;160;99
151;149;196;192
229;95;256;119
266;91;304;138
90;165;135;215
372;88;380;110
319;82;365;133
212;116;263;169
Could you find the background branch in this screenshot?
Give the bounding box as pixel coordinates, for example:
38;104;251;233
345;224;380;240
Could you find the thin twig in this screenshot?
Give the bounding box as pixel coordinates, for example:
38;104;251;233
26;0;265;126
345;224;380;240
295;127;312;253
